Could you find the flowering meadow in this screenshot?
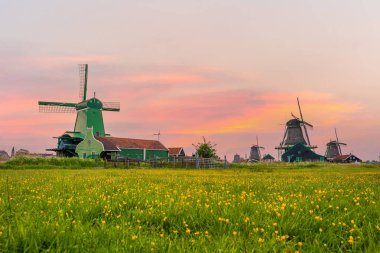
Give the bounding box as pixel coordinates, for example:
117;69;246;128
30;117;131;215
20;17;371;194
0;165;379;252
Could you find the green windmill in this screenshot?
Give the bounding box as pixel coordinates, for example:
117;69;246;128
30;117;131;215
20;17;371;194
38;64;120;157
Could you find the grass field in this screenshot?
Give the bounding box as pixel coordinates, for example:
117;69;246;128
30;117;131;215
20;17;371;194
0;164;379;252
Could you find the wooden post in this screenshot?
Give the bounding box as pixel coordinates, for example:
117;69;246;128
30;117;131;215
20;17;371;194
196;154;200;169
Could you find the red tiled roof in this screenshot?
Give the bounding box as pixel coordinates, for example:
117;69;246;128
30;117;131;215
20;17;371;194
332;154;362;162
333;155;351;161
168;147;183;155
95;137;168;151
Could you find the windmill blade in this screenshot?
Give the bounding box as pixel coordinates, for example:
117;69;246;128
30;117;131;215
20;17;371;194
281;126;288;147
297;97;311;146
78;64;88;102
259;146;265;149
335;128;341;155
301;121;314;128
291;113;300;120
38;101;76;113
102;102;120;112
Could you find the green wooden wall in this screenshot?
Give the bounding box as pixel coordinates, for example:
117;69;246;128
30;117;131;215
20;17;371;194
119;148;168;160
146;150;169;160
120;149;144;160
75;128;104;158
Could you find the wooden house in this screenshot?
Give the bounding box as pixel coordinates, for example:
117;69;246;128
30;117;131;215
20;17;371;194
168;147;186;157
331;154;362;163
75;128;169;160
281;143;326;162
262;154;275;162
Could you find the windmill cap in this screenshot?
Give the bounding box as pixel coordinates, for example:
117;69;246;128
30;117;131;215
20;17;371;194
286;118;302;126
76;98;103;110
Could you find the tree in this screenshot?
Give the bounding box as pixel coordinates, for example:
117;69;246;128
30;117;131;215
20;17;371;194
193;136;218;158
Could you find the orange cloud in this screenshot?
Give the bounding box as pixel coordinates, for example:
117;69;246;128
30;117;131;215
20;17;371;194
125;90;361;136
1;61;376;160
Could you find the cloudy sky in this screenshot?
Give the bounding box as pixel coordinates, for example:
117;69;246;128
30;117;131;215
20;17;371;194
1;0;380;160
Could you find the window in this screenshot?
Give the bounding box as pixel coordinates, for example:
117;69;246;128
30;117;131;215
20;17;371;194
92;152;96;158
83;153;87;158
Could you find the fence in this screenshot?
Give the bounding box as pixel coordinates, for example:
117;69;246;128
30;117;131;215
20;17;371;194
104;156;228;169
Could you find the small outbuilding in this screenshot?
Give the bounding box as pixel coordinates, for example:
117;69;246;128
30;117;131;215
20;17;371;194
331;154;362;163
15;149;30;156
168;147;186;157
262;154;275;162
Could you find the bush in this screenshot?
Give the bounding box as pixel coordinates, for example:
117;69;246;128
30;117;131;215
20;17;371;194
1;156;104;169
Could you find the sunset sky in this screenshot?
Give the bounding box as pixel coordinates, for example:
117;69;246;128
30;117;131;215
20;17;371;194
1;1;380;161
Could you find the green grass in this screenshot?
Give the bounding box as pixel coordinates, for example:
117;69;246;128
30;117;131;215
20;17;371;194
0;164;379;252
1;156;105;169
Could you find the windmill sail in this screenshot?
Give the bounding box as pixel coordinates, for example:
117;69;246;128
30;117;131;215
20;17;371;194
335;128;342;155
102;102;120;111
297;97;311;146
38;101;76;113
79;64;88;102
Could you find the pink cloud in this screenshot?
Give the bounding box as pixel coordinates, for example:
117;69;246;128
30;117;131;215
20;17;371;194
0;60;377;160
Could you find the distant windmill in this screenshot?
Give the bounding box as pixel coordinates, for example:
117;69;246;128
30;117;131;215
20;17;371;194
38;64;120;157
276;97;317;152
249;136;264;162
325;128;347;160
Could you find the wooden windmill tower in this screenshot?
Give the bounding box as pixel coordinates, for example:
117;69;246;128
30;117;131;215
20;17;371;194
249;136;264;162
38;64;121;157
325;128;347;160
276;98;317;152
